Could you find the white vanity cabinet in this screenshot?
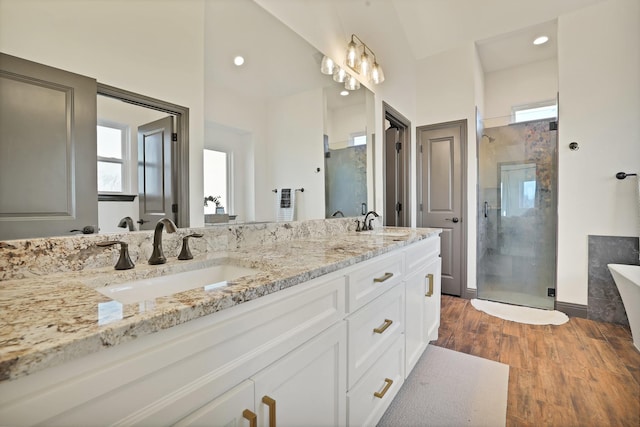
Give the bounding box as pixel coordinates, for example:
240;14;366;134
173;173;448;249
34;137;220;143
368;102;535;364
404;237;442;376
0;233;441;427
175;322;346;427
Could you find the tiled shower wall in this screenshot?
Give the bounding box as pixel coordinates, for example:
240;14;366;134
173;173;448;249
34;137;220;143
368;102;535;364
587;235;640;325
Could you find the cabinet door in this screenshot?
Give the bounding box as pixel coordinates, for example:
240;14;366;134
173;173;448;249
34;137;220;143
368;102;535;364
253;322;347;427
174;380;255;427
424;257;442;342
404;270;427;376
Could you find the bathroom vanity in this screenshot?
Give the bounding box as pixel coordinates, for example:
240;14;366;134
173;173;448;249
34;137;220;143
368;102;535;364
0;222;441;426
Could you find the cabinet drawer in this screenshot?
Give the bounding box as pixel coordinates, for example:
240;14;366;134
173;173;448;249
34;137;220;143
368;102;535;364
347;251;403;312
347;284;404;388
347;335;404;427
405;236;440;276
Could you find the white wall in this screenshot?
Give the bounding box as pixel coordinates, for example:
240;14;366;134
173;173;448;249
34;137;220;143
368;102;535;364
267;88;325;221
416;43;481;290
556;0;640;305
327;104;366;149
484;58;558;127
0;0;206;227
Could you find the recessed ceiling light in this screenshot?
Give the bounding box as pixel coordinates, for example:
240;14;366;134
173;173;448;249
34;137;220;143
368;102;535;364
340;90;349;96
233;56;245;66
533;36;549;45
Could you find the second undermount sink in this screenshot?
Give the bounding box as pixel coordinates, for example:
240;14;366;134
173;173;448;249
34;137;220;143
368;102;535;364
95;263;259;304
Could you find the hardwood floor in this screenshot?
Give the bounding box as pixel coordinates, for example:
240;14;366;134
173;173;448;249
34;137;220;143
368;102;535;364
432;295;640;426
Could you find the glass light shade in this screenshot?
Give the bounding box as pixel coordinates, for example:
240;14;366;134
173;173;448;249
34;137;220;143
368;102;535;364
333;67;347;83
371;61;385;84
345;75;360;90
359;51;371;79
345;40;358;69
320;55;336;75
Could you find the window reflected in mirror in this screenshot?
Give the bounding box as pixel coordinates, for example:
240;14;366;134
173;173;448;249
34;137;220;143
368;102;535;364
204;149;229;215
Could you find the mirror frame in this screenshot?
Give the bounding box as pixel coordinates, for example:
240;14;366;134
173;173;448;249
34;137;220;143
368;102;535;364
97;83;190;228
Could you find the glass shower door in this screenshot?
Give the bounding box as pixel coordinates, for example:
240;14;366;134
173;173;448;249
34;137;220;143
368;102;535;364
476;118;557;309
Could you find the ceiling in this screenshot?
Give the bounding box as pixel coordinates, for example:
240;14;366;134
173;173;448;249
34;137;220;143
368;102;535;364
390;0;609;71
205;0;611;101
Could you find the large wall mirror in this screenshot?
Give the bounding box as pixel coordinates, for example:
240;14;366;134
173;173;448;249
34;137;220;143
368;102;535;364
0;0;376;240
205;0;375;224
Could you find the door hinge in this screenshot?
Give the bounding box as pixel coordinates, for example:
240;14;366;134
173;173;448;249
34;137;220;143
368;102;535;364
172;133;178;142
395;202;402;212
172;203;178;213
547;288;556;297
419;203;423;212
549;121;557;131
395;141;401;152
419;144;423;153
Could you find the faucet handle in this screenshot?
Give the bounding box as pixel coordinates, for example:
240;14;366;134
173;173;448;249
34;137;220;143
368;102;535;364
368;219;374;230
178;233;204;260
97;241;135;270
355;219;361;232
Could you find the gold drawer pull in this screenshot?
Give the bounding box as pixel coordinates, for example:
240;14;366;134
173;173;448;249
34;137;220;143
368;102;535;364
374;272;394;283
425;273;434;297
373;319;393;334
374;378;394;399
242;409;257;427
262;395;276;427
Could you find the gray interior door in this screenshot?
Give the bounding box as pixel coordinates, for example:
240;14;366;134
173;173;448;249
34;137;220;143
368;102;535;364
417;121;466;296
138;116;175;230
0;53;98;240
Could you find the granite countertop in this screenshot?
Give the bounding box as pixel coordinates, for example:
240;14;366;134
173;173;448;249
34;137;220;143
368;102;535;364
0;227;440;382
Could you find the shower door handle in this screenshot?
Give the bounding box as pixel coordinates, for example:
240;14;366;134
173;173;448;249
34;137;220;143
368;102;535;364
445;217;459;223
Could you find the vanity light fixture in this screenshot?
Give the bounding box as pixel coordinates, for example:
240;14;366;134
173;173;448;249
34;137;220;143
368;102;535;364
533;36;549;45
332;66;348;83
344;34;385;85
233;55;245;66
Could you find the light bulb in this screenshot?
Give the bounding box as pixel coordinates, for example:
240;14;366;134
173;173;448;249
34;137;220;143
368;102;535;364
345;40;358;69
371;61;385;84
333;67;347;83
320;55;335;75
359;51;371;79
345;75;360;91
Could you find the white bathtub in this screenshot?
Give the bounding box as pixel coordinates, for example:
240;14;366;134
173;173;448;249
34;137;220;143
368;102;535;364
608;264;640;351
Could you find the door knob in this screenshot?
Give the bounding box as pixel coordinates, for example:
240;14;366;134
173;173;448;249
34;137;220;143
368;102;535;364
445;217;459;223
136;219;148;225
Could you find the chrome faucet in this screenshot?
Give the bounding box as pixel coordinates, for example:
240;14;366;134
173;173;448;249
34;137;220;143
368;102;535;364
148;218;177;265
332;210;345;217
363;211;380;230
117;216;136;232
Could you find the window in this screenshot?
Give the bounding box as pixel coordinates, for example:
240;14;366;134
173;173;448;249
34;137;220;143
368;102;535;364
203;149;229;214
350;132;366;146
512;101;557;123
97;122;128;193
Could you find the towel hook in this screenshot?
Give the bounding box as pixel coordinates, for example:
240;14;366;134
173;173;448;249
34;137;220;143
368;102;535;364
616;172;638;180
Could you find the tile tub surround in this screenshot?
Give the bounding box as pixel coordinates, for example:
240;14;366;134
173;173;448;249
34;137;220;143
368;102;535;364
588;235;640;325
0;221;438;381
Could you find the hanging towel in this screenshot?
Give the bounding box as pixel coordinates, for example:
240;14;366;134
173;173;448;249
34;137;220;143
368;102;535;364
276;188;296;221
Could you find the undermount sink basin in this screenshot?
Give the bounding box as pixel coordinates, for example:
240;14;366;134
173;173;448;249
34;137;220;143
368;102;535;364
95;263;259;304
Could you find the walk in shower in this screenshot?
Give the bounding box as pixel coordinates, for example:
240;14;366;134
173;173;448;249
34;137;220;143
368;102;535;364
477;117;558;309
